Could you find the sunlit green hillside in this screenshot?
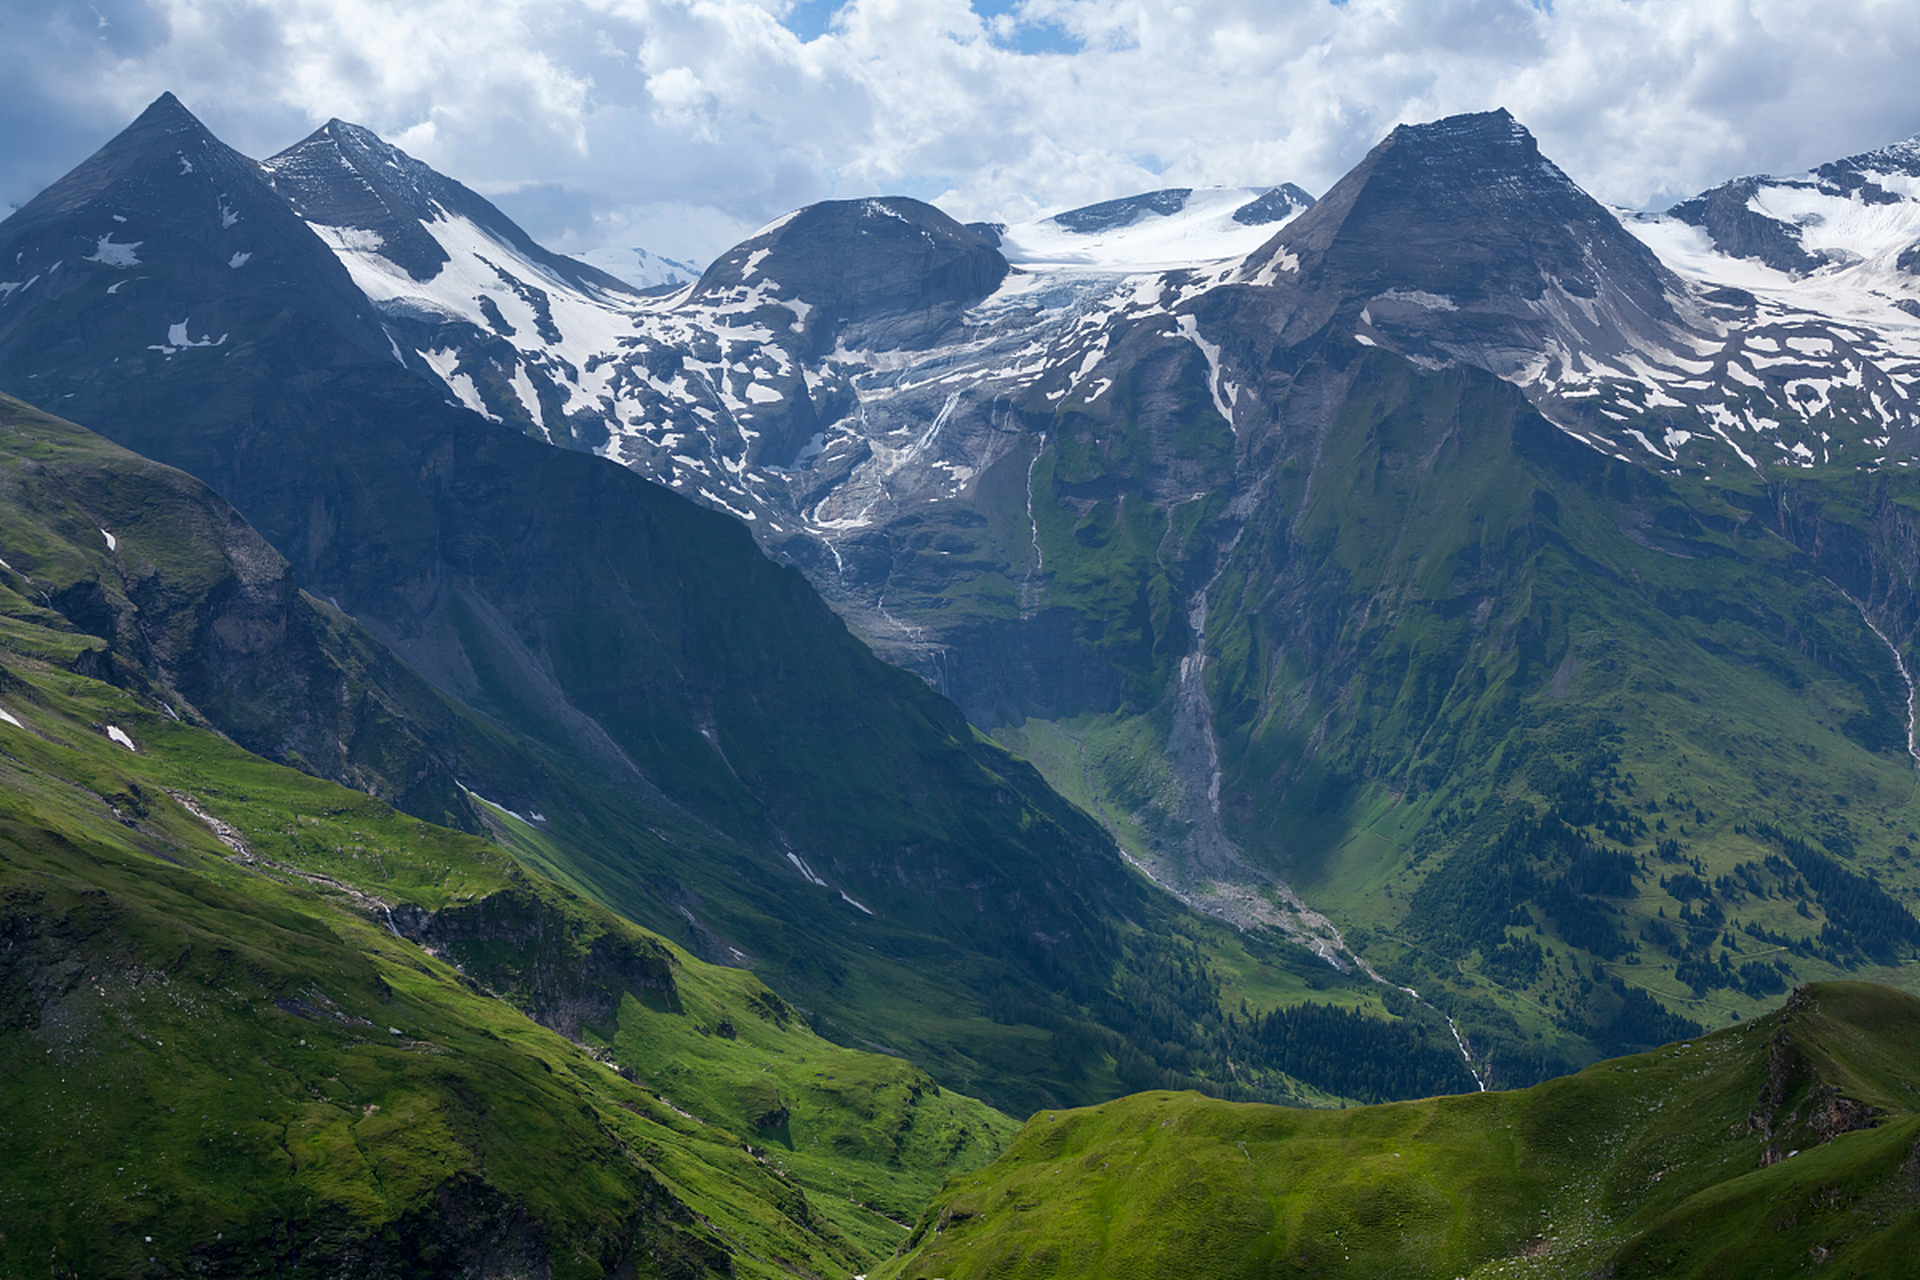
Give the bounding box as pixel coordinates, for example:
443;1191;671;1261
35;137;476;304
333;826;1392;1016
883;981;1920;1280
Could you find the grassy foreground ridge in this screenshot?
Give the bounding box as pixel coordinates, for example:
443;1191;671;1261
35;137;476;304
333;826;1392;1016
883;981;1920;1279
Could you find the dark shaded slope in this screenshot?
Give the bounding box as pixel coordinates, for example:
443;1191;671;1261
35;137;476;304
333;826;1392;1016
0;105;1153;1111
0;92;389;361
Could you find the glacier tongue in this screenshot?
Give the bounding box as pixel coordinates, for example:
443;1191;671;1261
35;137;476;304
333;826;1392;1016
1000;185;1310;272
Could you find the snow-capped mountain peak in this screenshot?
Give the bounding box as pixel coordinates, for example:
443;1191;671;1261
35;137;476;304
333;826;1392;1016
263;119;639;307
574;246;706;292
256;116;659;434
1661;134;1920;283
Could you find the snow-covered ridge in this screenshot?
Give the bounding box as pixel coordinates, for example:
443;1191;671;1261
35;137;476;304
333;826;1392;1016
1512;211;1920;473
1536;148;1920;475
304;204;647;430
999;185;1311;272
575;245;705;291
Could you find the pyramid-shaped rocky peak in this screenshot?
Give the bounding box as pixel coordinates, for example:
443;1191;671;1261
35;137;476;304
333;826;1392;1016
694;197;1009;353
1256;108;1673;308
1232;182;1315;227
264;117;637;295
264;119;459;283
126;90;204;138
0;92;240;236
0;92;388;364
0;89;319;273
1231;108;1688;363
1206;109;1712;398
267;118;444;222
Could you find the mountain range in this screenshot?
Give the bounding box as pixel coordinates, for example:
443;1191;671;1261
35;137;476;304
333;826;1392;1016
7;91;1920;1273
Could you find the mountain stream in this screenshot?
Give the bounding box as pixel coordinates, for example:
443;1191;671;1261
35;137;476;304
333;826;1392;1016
1849;595;1920;777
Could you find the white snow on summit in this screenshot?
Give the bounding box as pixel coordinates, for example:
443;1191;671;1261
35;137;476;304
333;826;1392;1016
576;246;706;291
1620;139;1920;335
1000;187;1303;272
1625;210;1920;335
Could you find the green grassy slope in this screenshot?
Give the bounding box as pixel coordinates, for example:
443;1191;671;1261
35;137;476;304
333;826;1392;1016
0;405;1018;1275
968;338;1920;1089
0;641;863;1277
5;385;1468;1150
879;981;1920;1280
1205;344;1920;1075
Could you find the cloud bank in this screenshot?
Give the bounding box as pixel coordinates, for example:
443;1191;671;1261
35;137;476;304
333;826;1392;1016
3;0;1916;265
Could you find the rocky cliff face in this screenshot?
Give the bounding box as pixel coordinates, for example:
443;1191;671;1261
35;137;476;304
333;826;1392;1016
0;392;489;831
391;883;682;1040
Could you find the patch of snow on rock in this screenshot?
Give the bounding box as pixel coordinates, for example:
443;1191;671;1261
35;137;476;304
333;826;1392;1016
85;236;142;267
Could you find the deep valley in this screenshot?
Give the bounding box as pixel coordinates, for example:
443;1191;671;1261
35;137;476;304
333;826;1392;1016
6;91;1920;1276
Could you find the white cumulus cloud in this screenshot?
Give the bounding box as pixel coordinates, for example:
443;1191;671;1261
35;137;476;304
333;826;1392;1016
1;0;1915;268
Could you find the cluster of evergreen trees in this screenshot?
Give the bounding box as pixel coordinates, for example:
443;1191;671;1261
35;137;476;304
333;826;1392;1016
1236;1001;1479;1103
1587;980;1704;1055
1076;934;1485;1104
1766;834;1920;963
1412;805;1639;962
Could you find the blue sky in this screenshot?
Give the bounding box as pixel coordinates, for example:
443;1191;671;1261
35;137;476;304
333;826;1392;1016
3;0;1917;265
780;0;1079;51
